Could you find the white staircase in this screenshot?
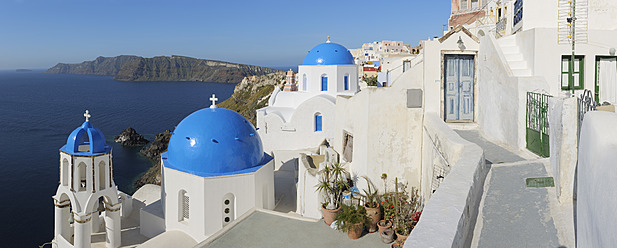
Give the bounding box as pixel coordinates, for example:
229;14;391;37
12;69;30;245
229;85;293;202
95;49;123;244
497;36;531;77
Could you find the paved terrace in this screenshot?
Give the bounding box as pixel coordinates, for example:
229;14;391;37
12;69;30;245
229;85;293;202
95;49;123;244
455;129;575;248
199;210;389;248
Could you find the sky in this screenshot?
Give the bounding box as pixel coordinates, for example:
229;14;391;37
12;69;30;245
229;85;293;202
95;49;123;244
0;0;451;70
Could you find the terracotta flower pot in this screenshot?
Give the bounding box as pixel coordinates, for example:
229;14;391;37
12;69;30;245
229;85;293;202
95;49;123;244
396;230;409;243
380;228;395;244
364;202;381;233
347;223;364;240
321;205;341;226
390;240;403;248
378;219;392;234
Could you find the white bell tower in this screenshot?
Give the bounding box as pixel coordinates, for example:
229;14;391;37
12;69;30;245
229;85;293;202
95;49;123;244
52;110;121;248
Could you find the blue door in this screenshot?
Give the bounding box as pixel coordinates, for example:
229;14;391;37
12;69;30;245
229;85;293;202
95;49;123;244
321;76;328;91
445;55;474;121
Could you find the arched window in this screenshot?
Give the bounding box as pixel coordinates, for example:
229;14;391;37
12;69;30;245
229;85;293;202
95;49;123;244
178;190;189;222
302;74;307;91
344;74;349;91
62;159;69;186
77;162;87;192
222;193;235;227
98;161;106;191
321;75;328;91
315;113;323;132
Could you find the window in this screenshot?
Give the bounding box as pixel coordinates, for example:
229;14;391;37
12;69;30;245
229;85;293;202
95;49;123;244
62;159;69;186
179;190;189;222
315;114;323;132
471;0;479;8
321;75;328;91
461;0;468;9
302;74;307;91
344;75;349;90
561;55;584;90
78;162;87;192
98;161;106;191
222;193;235;227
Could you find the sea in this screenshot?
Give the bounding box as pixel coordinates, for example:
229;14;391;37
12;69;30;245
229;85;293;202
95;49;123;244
0;70;236;247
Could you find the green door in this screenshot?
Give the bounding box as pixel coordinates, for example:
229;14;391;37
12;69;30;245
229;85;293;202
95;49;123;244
526;92;551;157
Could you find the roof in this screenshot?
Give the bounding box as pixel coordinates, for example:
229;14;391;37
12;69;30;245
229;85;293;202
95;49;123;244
60;120;111;155
302;42;355;66
164;107;271;177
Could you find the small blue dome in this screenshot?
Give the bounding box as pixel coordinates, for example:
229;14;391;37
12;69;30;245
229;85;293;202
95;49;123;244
303;42;355;66
164;107;269;177
60;121;110;155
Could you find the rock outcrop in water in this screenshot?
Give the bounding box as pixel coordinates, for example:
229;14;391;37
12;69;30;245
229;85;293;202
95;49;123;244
46;55;281;84
134;130;172;189
114;127;149;146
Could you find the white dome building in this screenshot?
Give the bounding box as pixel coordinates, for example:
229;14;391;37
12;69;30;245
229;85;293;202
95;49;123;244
257;38;359;152
139;100;274;243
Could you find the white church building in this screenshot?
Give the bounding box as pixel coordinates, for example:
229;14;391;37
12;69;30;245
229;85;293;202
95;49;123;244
257;38;359;153
52;99;275;248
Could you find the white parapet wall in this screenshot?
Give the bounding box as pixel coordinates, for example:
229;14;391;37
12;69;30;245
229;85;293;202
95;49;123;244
407;114;487;248
548;97;578;203
577;111;617;247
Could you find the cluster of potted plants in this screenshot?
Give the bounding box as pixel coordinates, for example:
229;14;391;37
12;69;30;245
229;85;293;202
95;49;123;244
380;177;423;247
316;167;423;245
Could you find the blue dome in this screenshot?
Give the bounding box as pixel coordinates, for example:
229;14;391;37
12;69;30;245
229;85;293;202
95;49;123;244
60;121;110;155
302;42;355;66
163;107;269;177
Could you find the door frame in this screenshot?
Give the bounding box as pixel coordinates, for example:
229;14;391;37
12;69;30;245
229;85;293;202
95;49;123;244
441;51;478;122
594;55;617;103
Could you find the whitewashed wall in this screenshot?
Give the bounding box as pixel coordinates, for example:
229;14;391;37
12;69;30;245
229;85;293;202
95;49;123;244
333;60;424;194
478;34;550;150
407;114;487;248
577;111;617;247
548;97;578;202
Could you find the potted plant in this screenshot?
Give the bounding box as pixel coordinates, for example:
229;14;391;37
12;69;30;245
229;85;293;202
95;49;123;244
360;176;381;233
380;228;395;244
334;204;370;240
315;162;348;225
382;177;423;245
378;219;392;233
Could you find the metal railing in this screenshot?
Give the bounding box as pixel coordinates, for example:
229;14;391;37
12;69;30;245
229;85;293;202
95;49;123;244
577;89;597;140
496;17;507;38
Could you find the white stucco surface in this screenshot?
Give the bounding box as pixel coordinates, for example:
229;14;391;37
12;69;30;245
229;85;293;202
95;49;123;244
549;97;578;202
577;111;617;248
162;160;274;242
407;114;487;248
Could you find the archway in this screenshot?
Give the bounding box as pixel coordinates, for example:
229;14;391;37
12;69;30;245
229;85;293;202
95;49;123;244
55;193;74;245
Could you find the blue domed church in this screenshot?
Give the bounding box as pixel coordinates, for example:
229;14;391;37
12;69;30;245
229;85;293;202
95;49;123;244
256;38;359;153
158;101;274;241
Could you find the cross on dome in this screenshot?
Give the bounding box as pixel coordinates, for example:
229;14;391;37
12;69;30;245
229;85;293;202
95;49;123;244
84;110;91;122
326;36;331;43
209;94;219;108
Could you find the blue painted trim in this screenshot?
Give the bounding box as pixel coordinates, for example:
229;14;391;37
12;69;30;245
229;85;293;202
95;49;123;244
321;76;328;91
344;76;349;90
315;115;323;132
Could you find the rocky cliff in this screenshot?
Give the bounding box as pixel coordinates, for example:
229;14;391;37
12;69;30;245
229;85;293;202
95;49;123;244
218;71;286;125
46;55;281;83
134;130;172;189
45;55;140;75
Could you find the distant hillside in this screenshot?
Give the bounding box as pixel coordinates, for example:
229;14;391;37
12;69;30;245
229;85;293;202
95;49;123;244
46;55;281;83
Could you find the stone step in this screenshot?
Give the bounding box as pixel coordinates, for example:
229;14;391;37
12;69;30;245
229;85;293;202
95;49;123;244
512;68;532;77
508;60;528;70
503;53;524;61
